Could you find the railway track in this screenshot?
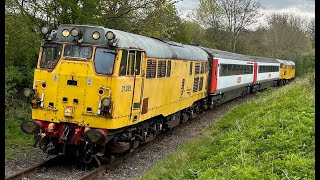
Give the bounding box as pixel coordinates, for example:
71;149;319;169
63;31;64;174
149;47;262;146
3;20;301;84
78;133;166;180
78;154;129;180
5;155;63;180
5;133;165;180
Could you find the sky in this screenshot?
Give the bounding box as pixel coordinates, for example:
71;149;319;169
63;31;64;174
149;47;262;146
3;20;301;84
175;0;315;28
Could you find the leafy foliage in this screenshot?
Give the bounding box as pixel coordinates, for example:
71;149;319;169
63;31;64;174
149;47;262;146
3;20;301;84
138;75;315;179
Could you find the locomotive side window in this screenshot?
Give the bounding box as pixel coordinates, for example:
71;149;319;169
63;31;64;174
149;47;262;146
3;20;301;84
136;51;142;75
119;51;128;76
195;63;200;74
40;44;62;69
119;50;141;76
190;62;193;75
128;51;135;75
94;48;116;75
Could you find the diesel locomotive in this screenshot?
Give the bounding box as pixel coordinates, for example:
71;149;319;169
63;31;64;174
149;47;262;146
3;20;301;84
21;24;295;165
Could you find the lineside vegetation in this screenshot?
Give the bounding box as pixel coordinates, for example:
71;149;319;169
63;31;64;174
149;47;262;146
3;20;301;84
138;73;314;180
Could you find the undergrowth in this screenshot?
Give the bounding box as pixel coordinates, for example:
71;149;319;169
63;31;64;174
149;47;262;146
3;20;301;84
5;99;36;159
138;73;315;180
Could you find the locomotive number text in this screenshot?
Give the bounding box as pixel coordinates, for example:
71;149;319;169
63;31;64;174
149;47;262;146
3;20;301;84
121;85;132;92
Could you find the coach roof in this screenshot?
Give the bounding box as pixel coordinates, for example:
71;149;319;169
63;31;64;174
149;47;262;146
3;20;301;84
200;47;253;61
250;56;279;63
55;24;208;61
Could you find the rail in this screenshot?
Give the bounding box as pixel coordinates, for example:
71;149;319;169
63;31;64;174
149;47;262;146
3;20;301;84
5;155;62;180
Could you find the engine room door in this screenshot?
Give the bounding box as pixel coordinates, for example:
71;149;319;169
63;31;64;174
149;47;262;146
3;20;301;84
128;51;144;122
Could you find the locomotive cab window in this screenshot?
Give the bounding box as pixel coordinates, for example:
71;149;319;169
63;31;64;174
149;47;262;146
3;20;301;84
40;43;62;69
119;50;142;76
94;48;116;75
64;45;92;60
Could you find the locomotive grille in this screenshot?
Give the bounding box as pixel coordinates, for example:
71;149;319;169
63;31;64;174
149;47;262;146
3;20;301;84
181;79;185;96
195;63;200;74
157;60;166;78
193;77;199;92
199;77;203;91
146;60;156;78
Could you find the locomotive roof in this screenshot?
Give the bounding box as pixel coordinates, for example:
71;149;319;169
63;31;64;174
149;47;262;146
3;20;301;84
55;24;208;61
276;59;289;65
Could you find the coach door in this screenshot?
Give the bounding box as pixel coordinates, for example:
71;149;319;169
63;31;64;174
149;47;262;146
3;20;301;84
209;58;218;94
253;62;258;83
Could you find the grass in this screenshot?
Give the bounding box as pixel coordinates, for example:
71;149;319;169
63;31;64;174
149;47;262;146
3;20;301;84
5;100;36;160
138;73;315;180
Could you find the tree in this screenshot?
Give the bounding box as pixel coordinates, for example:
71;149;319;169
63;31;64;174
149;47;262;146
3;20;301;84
263;13;312;60
193;0;221;29
218;0;261;52
306;18;315;49
138;0;183;41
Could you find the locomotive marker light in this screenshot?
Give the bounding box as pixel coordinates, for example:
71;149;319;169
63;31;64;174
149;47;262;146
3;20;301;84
105;31;115;40
20;121;41;134
71;28;80;37
62;29;70;37
92;31;100;40
41;26;49;35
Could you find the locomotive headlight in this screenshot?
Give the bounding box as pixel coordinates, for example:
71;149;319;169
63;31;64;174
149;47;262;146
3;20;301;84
71;28;80;37
105;31;115;40
20;121;41;134
23;88;31;97
83;129;105;144
62;29;70;37
92;31;100;40
23;88;35;97
41;26;49;35
101;97;111;107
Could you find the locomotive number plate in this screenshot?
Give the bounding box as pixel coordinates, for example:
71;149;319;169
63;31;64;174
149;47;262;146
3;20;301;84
121;85;132;92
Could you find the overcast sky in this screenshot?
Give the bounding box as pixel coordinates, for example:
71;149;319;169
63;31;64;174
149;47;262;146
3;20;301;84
175;0;315;27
